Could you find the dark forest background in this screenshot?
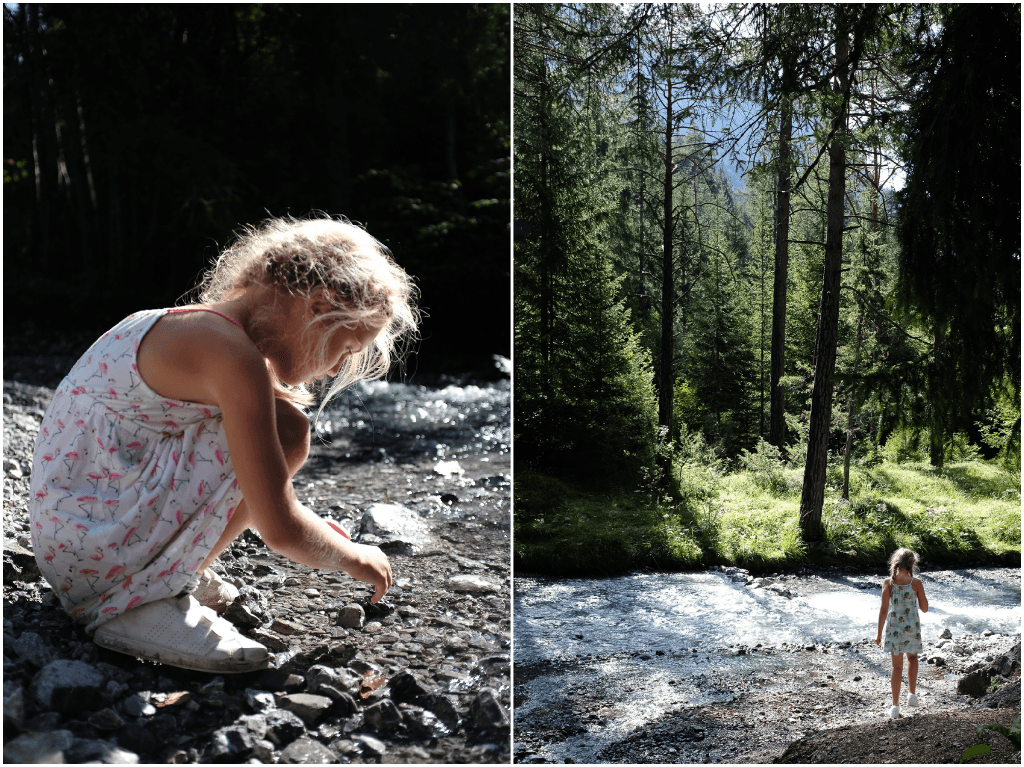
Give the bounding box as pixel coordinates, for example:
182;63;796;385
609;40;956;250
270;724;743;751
4;4;510;379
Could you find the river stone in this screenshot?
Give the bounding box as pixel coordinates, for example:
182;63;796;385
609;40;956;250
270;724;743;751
244;688;276;713
468;687;508;733
223;586;270;629
4;681;25;729
3;729;74;763
210;714;268;758
939;627;953;639
364;699;403;735
10;631;57;668
359;503;436;552
449;574;500;594
262;708;307;745
64;738;139;764
280;693;333;725
352;733;387;756
30;659;108;713
88;707;126;730
278;737;335;764
121;692;156;718
307;664;362;696
957;668;992;696
3;541;41;582
336;604;364;629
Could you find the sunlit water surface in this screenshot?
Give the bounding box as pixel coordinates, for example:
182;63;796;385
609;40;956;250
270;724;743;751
514;569;1020;763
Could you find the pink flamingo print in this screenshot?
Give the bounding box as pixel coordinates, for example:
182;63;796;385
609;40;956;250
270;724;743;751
61;451;81;472
203;407;215;420
163;419;178;431
98;362;108;377
196;421;206;439
73;522;90;544
76;496;100;515
89;547;105;562
44;545;58;563
197;479;205;498
171;449;180;464
41;450;60;465
49;514;65;536
60;576;74;594
215;448;225;466
108;388;118;399
192;530;212;548
35;487;49;501
156;559;183;579
202;504;214;519
105;565;126;580
188;451;196;468
120;574;134;591
70;606;85;618
126;596;145;610
175;508;185;526
126;441;142;451
226;505;235;522
78;567;101;589
101;606;119;615
71;386;86;396
120;527;139;548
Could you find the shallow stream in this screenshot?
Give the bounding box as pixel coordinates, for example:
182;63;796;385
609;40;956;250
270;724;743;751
514;567;1021;763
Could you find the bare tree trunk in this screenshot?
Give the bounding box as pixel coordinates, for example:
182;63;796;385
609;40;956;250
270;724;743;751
799;16;849;542
768;97;793;450
658;75;675;438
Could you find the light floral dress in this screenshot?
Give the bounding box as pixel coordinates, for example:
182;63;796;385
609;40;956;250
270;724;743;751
29;309;242;634
883;580;923;654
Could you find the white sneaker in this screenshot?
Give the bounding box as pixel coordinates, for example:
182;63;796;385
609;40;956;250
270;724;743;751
889;705;901;719
192;568;239;613
907;693;920;707
93;595;268;673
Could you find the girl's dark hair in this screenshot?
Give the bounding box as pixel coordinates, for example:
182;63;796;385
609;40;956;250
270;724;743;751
888;547;919;579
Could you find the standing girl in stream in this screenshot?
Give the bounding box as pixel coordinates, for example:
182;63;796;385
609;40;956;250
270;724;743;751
875;547;929;718
30;215;418;674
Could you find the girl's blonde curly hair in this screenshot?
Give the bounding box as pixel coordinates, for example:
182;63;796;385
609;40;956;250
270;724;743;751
195;214;419;416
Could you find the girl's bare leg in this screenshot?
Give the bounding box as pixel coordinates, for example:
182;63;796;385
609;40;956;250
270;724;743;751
907;653;918;695
891;653;903;705
200;398;310;572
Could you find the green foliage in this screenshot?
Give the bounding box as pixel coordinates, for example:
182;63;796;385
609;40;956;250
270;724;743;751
739;438;791;495
881;427;983;465
961;714;1021;763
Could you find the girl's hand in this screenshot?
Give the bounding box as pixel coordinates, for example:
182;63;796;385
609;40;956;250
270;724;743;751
874;635;881;646
341;541;393;603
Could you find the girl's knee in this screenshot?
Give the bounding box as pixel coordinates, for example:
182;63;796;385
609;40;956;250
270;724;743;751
274;398;310;474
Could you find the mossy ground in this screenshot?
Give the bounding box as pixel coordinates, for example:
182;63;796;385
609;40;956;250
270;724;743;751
513;460;1021;575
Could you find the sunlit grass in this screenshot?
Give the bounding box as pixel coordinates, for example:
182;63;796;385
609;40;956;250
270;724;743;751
515;459;1020;576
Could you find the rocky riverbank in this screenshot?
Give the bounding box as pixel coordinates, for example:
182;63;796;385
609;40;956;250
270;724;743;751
514;566;1020;764
3;378;511;764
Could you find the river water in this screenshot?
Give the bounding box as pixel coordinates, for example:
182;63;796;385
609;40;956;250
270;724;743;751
513;567;1021;763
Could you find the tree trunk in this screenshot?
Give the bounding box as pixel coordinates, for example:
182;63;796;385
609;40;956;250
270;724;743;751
800;17;849;542
658;76;675;438
768;97;793;450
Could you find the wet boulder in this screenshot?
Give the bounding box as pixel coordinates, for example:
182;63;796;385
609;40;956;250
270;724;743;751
278;737;335;764
30;659;109;714
3;729;75;763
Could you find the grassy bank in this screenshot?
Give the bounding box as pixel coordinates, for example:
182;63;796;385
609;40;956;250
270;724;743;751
513;459;1021;576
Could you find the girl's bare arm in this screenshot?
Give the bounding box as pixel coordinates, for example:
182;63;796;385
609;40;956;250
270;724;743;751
913;578;929;612
876;578;891;643
145;322;391;600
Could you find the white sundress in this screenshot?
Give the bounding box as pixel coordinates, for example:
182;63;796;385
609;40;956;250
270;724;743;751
883;580;924;655
29;309;243;634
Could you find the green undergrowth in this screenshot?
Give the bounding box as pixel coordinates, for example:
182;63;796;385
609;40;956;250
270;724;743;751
514;459;1021;576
